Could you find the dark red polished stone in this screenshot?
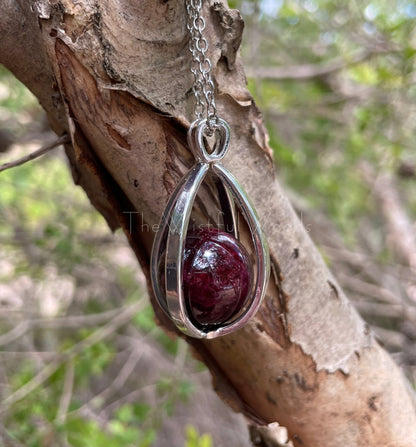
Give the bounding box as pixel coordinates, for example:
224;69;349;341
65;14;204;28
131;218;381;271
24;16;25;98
183;227;253;325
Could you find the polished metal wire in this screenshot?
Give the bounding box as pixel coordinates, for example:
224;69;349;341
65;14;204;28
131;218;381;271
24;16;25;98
186;0;218;127
150;1;270;339
151;118;270;339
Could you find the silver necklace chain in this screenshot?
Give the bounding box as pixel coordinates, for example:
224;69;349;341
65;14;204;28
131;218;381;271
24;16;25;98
151;1;270;339
186;0;218;127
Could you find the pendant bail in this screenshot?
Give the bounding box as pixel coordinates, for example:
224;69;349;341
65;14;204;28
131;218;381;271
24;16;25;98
188;118;230;163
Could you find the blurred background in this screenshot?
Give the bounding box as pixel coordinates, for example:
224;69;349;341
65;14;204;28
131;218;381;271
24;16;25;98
1;0;416;446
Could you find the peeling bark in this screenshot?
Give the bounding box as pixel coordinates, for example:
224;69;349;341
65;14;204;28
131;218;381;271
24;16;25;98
1;1;416;445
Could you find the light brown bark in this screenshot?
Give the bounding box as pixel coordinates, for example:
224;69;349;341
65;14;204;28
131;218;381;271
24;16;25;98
1;1;416;445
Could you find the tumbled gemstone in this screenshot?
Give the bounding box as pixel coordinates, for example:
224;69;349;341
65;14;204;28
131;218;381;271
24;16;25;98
183;227;253;325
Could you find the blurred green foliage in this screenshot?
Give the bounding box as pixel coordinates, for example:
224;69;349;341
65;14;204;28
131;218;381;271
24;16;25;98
0;65;37;113
184;425;213;447
239;0;416;242
0;71;192;446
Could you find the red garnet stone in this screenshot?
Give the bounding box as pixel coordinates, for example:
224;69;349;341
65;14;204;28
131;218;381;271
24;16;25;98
183;227;253;326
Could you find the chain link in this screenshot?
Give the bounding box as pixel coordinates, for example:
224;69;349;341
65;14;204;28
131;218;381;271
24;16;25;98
186;0;218;128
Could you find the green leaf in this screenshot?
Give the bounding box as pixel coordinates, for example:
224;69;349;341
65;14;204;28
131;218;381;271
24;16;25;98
185;425;213;447
178;380;195;402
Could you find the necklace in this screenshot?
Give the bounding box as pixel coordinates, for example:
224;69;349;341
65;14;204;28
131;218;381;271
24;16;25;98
150;0;270;339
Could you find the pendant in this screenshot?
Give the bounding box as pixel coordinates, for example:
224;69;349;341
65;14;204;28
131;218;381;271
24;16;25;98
151;118;270;339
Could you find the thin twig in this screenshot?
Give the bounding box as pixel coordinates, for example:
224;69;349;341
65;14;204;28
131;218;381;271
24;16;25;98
174;338;188;372
0;134;70;173
34;307;126;329
0;321;31;346
337;272;402;305
0;308;125;347
76;329;160;413
245;48;391;81
55;360;75;425
373;326;405;351
354;301;416;322
97;383;158;416
81;348;143;412
0;426;26;447
361;163;416;270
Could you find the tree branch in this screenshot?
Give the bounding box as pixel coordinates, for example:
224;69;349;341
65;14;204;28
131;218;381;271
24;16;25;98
55;360;74;425
0;134;69;173
0;306;127;347
245;49;389;80
372;173;416;270
1;1;416;445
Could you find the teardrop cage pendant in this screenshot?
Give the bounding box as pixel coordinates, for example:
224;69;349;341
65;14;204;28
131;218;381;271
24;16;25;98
151;118;270;339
